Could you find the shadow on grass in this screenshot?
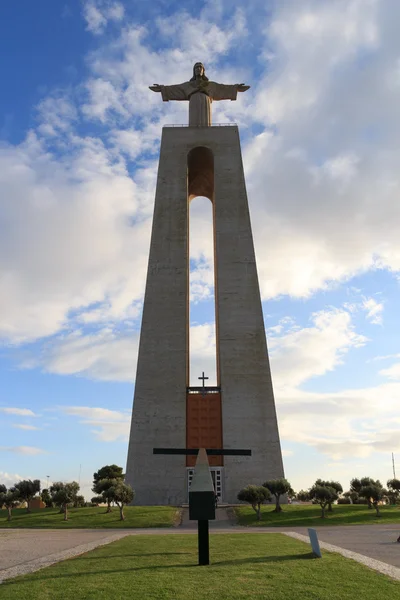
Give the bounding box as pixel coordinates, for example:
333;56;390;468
236;506;400;528
78;552;189;560
214;553;315;566
3;553;316;586
0;506;177;530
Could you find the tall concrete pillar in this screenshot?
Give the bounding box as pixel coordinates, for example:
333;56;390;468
126;125;284;505
213;128;284;503
125;129;188;505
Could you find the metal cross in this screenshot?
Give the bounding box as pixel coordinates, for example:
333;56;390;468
198;372;209;386
198;371;209;397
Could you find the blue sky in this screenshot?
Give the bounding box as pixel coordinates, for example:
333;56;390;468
1;0;400;500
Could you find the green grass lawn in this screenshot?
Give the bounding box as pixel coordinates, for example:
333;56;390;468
234;503;400;527
1;534;399;599
0;506;178;529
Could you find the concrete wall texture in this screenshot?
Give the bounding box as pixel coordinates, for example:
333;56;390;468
126;125;284;505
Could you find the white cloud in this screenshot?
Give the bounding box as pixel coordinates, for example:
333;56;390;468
241;0;400;299
4;1;400;350
83;1;124;35
156;9;247;60
0;408;37;417
24;329;140;382
267;324;283;336
379;361;400;380
83;3;106;34
0;132;151;344
12;424;40;431
259;304;400;461
362;297;384;325
36;96;77;137
370;353;400;362
0;446;45;455
81;11;248;124
106;2;124;22
82;79;130;122
2;1;400;351
190;265;214;303
60;406;130;442
282;449;294;457
276;380;400;461
89;420;129;442
22;320;219;385
269;307;367;389
189;322;217;386
0;471;25;487
62;406;127;421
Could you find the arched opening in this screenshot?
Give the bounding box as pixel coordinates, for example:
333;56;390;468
188;146;214;201
186;147;222;470
187;146;217;387
188;195;217;386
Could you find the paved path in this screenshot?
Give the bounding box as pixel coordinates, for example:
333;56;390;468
297;524;400;568
0;530;130;582
286;531;400;582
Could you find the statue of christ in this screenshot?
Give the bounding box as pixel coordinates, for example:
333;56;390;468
149;62;250;126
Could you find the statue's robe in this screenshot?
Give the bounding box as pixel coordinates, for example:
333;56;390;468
160;80;238;126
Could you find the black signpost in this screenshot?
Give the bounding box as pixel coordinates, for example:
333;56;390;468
153;447;251;565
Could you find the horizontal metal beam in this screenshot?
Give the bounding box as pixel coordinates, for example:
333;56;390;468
153;448;251;456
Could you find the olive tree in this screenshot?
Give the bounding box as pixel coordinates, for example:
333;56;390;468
50;482;68;513
309;485;338;518
73;495;86;508
362;478;383;509
41;488;52;508
262;478;292;512
92;465;124;513
296;490;311;502
94;479;119;513
314;480;343;511
237;485;271;520
360;484;384;516
91;496;104;506
50;482;80;520
343;491;359;504
351;477;382;508
108;481;135;521
13;479;40;513
0;488;20;521
350;478;362;495
387;479;400;505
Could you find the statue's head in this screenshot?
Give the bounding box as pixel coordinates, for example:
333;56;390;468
190;62;209;81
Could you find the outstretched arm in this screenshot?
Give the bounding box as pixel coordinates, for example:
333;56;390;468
210;82;250;101
149;83;189;101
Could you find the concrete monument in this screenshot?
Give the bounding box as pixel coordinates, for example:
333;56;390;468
126;63;284;505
